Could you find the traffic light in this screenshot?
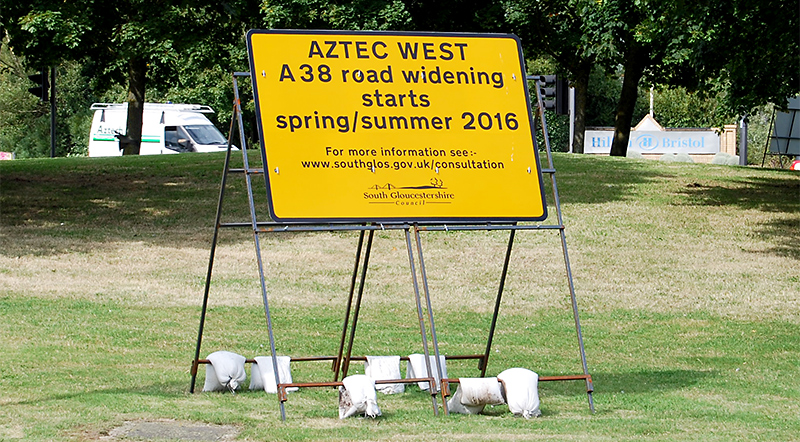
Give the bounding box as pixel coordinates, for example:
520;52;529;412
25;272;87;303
536;75;569;115
28;70;50;101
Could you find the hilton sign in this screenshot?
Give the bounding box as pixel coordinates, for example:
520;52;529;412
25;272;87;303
584;115;720;155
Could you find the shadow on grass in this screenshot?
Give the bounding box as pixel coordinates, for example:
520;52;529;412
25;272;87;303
7;369;713;406
540;369;715;397
3;154;797;258
5;381;191;407
678;175;800;213
755;217;800;260
678;175;800;261
0;154;668;257
551;155;672;205
0;154;258;256
592;369;714;394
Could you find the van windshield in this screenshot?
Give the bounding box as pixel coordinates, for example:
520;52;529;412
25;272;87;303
184;125;227;145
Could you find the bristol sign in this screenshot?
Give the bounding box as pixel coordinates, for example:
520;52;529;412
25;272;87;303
584;115;720;155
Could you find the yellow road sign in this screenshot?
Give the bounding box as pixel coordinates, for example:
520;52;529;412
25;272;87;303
247;29;547;222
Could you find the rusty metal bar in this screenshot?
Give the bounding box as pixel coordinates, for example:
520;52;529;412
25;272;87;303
196;353;486;366
278;377;440;390
540;374;593;387
275;377;440;402
271;374;593;402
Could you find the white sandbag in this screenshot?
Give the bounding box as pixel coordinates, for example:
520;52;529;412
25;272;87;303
447;377;505;415
406;353;447;392
202;351;246;393
447;378;505;414
249;356;298;394
459;377;506;406
447;383;485;414
338;375;381;419
497;368;541;418
365;356;404;394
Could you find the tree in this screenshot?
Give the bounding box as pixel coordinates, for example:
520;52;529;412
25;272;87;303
1;0;256;155
505;0;603;154
575;1;698;156
403;0;505;32
260;0;413;30
678;0;800;116
589;0;799;156
507;0;799;157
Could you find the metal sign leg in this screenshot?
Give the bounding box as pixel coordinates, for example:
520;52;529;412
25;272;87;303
531;79;595;413
413;225;449;415
480;227;516;377
558;227;595;413
334;229;366;381
404;226;439;416
341;229;375;379
190;99;241;393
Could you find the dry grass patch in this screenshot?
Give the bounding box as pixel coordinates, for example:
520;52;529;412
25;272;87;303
2;153;799;441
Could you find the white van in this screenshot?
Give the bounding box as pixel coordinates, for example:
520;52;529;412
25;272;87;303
88;102;232;157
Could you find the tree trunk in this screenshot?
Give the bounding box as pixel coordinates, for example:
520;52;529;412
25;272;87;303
610;45;648;157
122;57;148;155
571;62;591;154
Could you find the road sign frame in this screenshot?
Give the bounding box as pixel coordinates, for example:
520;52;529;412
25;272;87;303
246;29;547;223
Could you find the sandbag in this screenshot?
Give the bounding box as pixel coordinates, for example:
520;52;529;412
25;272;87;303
338;375;381;419
497;368;541;418
249;356;298;394
447;377;505;415
447;384;485;415
406;353;447;392
365;356;404;394
202;351;246;393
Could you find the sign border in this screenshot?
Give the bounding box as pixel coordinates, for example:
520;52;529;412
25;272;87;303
246;28;547;224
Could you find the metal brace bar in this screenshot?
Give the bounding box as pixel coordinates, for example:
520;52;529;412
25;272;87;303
532;75;595;413
413;225;449;414
404;226;439;416
341;229;375;378
334;229;366;380
480;225;516;377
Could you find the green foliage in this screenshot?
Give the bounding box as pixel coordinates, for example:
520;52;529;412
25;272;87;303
0;36;40;156
684;0;800;115
2;0;797;158
403;0;505;32
746;104;786;167
541;111;570;152
1;0;259;154
260;0;413;30
506;0;799;157
584;67;622;127
525;57;569;152
650;86;726;129
0;37;106;157
504;0;595;61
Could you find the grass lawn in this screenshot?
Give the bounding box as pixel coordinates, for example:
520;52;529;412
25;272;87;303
1;151;798;441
